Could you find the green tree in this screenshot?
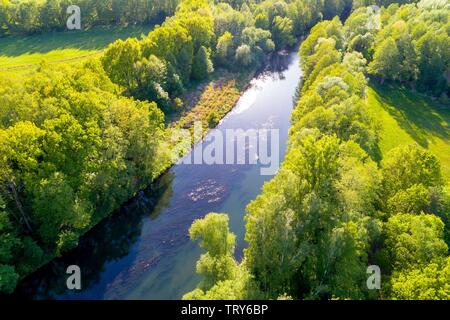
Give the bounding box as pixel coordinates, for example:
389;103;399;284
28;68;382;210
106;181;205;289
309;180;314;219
0;195;16;245
395;28;419;83
368;37;402;82
0;60;166;294
245;135;375;299
31;172;90;249
191;46;214;80
0;264;19;295
390;257;450;300
235;44;253;68
142;23;194;84
382;144;442;191
186;213;238;291
132;55;171;109
387;184;430;215
215;31;234;67
213;3;248;42
255;12;269;30
0;121;45;233
101;38;142;90
383;213;448;271
416;30;449;95
271;16;295;50
242;27;274;53
39;0;63;32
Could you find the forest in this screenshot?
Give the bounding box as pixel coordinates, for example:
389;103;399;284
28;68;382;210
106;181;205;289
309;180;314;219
183;0;450;300
0;0;179;36
0;0;449;299
0;0;336;295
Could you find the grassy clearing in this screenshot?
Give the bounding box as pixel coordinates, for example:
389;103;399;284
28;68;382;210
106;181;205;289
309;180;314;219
0;25;153;70
367;81;450;180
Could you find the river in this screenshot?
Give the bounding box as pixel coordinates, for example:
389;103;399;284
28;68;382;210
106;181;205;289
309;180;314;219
15;51;302;300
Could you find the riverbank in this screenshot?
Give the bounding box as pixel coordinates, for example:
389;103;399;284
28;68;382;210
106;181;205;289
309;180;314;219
147;68;257;190
13;50;301;299
10;59;257;293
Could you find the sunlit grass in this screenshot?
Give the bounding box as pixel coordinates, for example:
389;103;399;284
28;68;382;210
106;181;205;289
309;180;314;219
0;25;153;70
367;81;450;180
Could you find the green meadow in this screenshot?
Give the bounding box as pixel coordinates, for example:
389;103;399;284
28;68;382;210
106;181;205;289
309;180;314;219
367;81;450;180
0;25;153;70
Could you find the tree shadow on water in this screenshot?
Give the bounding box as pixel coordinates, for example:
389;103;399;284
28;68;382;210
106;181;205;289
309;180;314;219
12;171;174;300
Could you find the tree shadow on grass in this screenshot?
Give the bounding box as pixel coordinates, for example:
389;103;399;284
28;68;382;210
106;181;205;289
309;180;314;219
369;80;450;149
371;141;383;164
0;25;153;57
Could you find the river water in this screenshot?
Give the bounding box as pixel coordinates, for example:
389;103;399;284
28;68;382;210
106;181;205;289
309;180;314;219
15;51;302;300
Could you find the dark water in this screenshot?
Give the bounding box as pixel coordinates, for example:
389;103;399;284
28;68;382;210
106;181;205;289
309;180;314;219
15;51;302;300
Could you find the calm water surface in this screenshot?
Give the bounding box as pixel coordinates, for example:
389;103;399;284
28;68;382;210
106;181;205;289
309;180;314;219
16;51;302;300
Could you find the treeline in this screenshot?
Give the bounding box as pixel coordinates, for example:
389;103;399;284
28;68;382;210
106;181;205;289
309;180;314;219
100;0;352;113
353;0;421;7
347;0;449;97
0;0;351;38
0;0;179;37
0;61;168;294
184;2;450;300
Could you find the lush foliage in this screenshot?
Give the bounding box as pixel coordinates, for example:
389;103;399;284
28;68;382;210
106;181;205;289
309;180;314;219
100;0;348;113
2;0;448;298
182;213;263;300
186;2;449;300
0;60;166;293
0;0;179;36
345;1;450;97
1;0;333;294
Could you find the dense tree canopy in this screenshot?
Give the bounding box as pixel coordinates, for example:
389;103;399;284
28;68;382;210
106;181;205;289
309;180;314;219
390;256;450;300
0;0;350;295
365;1;449;96
99;0;353;113
185;1;449;300
0;0;180;36
0;61;166;293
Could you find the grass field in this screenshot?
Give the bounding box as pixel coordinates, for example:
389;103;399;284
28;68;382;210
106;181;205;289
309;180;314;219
367;81;450;180
0;25;153;70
